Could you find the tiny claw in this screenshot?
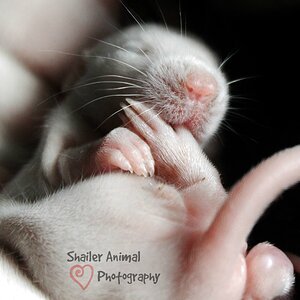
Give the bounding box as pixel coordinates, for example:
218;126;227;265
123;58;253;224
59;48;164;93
141;164;149;177
122;159;133;173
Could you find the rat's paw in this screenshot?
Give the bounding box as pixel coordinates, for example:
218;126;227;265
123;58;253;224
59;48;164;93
122;98;218;188
56;127;154;185
97;127;154;177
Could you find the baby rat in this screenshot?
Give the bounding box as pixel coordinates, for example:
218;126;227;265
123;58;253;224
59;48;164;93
0;101;297;300
0;24;228;298
3;23;228;199
68;23;228;140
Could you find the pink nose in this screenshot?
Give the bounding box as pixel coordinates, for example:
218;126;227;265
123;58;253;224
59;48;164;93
185;73;218;102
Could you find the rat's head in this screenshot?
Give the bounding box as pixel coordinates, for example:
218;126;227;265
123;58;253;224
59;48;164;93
88;24;228;143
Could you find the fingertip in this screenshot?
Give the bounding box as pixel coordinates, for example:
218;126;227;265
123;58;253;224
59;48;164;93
245;243;294;299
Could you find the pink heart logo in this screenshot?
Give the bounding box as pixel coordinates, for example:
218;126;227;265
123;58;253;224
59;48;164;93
70;264;94;290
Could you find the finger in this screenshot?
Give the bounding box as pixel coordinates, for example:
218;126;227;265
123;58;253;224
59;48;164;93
195;146;300;273
286;252;300;273
244;243;294;300
0;0;119;82
184;146;300;299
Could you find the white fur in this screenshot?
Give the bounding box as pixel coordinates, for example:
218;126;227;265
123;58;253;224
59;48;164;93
40;24;228;189
69;24;228;142
0;120;226;299
0;250;48;299
0;24;230;299
3;24;228;200
0;174;189;300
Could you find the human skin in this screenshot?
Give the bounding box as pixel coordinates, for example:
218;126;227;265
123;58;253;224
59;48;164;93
0;0;119;183
0;100;297;300
0;1;297;299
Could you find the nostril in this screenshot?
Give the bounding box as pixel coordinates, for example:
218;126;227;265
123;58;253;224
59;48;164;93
185;73;218;101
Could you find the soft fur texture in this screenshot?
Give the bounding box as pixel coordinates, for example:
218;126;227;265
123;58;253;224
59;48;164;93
0;250;48;299
3;24;228;201
0;23;297;300
0;116;298;299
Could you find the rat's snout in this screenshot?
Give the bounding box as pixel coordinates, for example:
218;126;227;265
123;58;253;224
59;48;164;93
185;72;218;102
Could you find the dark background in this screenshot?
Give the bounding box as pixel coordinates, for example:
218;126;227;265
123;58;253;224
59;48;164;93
121;0;300;297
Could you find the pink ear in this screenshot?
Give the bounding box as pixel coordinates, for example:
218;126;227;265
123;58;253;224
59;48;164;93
185;145;300;298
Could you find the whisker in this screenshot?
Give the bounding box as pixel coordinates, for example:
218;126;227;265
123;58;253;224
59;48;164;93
91;9;127;37
227;76;256;86
37;80;143;107
88;36;153;65
91;15;164;74
93;16;162;69
75;80;142;88
88;37;131;54
230;95;258;102
120;100;156;128
226;111;265;128
97;99;154;130
144;105;165;124
96;18;164;78
220;120;241;137
226;106;243;111
137;47;153;64
94;55;148;77
179;0;183;37
97;104;131;130
94;74;148;85
95;86;144;92
184;14;187;37
72;93;146;114
141;104;160;124
119;0;145;32
154;0;169;31
212;131;225;147
226;111;252;121
137;103;158;119
39;49;87;58
222;121;259;144
218;50;239;70
39;50;148;77
156;106;168;120
221;119;258;143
